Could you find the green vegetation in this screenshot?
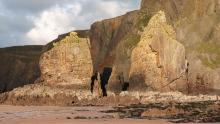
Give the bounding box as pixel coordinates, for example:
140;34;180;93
117;10;151;59
44;32;82;51
200;57;220;69
120;11;151;51
124;34;141;49
136;10;151;31
197;42;220;68
0;45;42;57
0;45;43;63
198;42;220;54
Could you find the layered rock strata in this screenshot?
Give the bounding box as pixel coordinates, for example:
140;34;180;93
39;32;93;86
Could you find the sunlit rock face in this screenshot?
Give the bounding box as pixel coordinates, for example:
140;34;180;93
39;31;93;86
107;10;151;92
140;0;220;93
130;11;186;92
89;0;220;93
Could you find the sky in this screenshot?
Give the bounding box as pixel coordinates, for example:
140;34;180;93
0;0;140;48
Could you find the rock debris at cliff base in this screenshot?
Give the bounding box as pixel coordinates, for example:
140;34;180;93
0;84;220;123
0;84;219;106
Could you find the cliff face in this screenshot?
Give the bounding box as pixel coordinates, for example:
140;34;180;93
0;46;42;93
130;11;186;92
1;0;219;94
90;10;151;91
89;8;187;92
140;0;220;93
0;30;92;93
141;0;220;21
89;15;124;72
89;0;220;93
39;31;93;86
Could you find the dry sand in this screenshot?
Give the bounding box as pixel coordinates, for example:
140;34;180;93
0;105;183;124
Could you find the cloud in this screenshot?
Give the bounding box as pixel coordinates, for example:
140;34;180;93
0;0;66;14
97;1;129;17
26;4;81;44
0;0;140;47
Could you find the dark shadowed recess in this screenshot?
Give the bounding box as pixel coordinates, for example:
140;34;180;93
0;45;43;93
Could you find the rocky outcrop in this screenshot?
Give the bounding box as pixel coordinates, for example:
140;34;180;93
141;0;220;21
0;46;43;93
88;0;220;93
130;11;186;92
90;15;123;72
0;30;92;93
1;83;219;106
89;10;150;74
98;11;187;93
90;10;151;91
140;0;220;93
39;31;93;86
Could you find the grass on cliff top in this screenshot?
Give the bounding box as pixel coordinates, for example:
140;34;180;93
117;10;151;58
136;10;151;31
197;42;220;68
0;45;43;62
122;10;151;49
0;45;43;57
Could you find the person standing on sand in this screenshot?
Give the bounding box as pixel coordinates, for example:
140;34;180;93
118;72;129;91
100;67;112;97
90;72;98;94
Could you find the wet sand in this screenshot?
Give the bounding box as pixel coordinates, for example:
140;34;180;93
1;118;172;124
0;105;173;124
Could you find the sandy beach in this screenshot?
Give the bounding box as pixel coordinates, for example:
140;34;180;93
0;105;176;124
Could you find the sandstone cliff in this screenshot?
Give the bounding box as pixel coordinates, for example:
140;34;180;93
0;45;42;93
39;31;93;87
88;0;220;93
140;0;220;93
90;10;152;91
130;11;186;92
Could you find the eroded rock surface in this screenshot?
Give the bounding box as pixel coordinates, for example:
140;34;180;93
107;10;151;92
39;32;93;86
130;11;186;92
140;0;220;93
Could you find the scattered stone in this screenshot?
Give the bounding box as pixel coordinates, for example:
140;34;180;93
74;116;88;119
66;117;71;119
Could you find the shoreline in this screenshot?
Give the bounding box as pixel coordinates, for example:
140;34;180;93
0;100;220;123
0;105;170;124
